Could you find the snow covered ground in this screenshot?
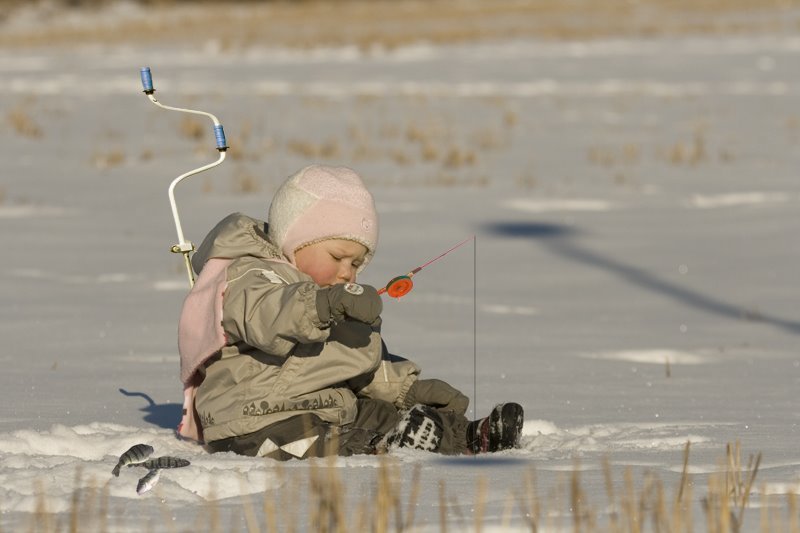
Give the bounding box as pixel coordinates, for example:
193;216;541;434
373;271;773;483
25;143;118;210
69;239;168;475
1;4;799;530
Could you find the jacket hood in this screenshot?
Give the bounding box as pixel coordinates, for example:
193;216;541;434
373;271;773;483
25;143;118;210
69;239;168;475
191;213;286;274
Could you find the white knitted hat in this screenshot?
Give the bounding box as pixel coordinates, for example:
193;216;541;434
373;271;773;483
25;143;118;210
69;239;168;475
267;165;379;267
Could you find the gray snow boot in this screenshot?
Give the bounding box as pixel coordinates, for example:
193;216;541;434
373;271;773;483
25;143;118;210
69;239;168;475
466;403;524;453
380;404;444;452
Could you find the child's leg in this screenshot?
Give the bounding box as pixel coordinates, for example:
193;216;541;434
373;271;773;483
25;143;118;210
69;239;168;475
206;413;331;460
205;398;487;459
403;378;470;416
436;410;470;454
379;404;470;455
206;399;401;459
335;398;401;456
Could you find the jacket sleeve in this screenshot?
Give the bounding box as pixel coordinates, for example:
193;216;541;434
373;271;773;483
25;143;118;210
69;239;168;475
221;264;330;356
348;341;420;407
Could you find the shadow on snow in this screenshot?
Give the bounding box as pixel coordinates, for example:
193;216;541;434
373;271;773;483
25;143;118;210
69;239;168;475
119;388;182;430
483;221;800;336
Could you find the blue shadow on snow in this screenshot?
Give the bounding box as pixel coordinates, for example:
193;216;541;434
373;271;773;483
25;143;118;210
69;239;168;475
119;388;182;430
484;221;800;336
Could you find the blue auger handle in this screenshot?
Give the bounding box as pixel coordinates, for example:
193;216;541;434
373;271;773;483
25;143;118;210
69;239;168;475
140;66;154;94
214;124;228;151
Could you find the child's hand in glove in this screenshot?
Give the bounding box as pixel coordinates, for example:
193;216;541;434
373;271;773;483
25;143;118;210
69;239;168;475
317;283;382;326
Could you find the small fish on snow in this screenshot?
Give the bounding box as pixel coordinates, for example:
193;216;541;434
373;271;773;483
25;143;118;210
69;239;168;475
111;443;154;477
128;456;191;470
136;468;161;495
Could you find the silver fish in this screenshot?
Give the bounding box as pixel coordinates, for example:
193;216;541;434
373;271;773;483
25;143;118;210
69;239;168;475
136;468;161;495
111;443;154;477
128;456;191;470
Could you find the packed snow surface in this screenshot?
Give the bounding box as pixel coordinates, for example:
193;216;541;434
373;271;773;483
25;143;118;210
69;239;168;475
1;6;799;530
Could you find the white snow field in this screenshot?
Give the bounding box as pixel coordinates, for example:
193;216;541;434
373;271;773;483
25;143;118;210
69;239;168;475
1;3;799;531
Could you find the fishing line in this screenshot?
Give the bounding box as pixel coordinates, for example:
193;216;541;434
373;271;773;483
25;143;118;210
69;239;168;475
380;235;479;420
473;235;477;423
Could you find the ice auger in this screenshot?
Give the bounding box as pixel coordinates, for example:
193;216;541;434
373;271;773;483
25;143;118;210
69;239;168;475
139;66;228;288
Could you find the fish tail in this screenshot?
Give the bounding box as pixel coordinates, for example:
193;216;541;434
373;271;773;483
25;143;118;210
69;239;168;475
112;464;121;477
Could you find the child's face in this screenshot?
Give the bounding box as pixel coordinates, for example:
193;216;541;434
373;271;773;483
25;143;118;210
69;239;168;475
294;239;369;287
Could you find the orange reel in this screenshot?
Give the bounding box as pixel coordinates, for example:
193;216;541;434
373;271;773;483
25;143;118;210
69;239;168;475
381;275;414;298
377;236;473;299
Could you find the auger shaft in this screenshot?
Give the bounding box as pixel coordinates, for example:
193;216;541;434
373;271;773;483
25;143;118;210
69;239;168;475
140;67;229;287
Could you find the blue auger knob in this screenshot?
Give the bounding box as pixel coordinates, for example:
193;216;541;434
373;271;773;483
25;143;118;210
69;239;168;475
214;124;228;151
140;67;154;94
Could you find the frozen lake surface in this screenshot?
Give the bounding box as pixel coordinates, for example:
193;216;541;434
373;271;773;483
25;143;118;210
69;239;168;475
1;11;799;530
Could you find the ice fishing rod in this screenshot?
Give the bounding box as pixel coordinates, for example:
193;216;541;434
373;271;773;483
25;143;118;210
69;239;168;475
139;66;229;288
378;235;474;298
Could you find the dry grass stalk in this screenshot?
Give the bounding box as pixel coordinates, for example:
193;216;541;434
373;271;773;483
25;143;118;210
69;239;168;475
473;128;505;151
91;149;126;170
203;489;221;533
287;138;341;160
622;467;642;533
474;476;487;533
32;479;53;532
97;481;109;533
420;142;439;162
602;457;621;533
7;108;43;139
390;148;411;165
676;441;692;504
308;457;346;533
504;109;519;128
677;474;695;533
443;146;477;169
374;457;395;533
139;148;154;161
261;490;277;532
439;479;448;533
665;128;708;166
403;464;422;530
637;472;657;531
728;440;762;527
238;475;260;533
588;144;641;167
68;467;81;533
180;116;206;141
784;491;800;533
701;441;762;533
232;167;261;194
515;466;540;532
571;459;586;532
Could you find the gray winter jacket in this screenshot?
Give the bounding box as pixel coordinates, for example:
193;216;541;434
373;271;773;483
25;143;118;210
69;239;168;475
177;213;419;444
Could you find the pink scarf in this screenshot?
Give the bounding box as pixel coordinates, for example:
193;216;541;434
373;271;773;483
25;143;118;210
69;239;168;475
176;257;231;443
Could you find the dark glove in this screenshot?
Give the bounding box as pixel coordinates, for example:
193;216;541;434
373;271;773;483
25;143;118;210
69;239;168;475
316;283;382;326
403;379;469;416
328;320;373;348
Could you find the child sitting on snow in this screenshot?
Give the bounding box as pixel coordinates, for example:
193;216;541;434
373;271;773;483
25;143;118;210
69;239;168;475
177;164;523;460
